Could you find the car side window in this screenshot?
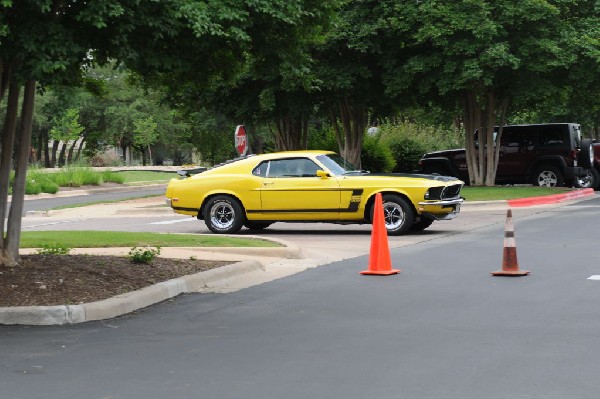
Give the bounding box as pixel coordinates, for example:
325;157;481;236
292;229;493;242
538;126;565;146
252;162;268;177
266;158;321;178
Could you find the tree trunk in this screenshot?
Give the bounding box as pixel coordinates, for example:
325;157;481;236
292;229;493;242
0;83;20;254
58;142;67;167
42;129;51;167
330;98;366;169
67;140;76;164
76;137;85;161
50;140;59;168
461;89;510;186
2;80;35;266
271;115;309;151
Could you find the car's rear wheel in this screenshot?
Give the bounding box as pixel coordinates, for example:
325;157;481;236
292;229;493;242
579;138;594;169
244;221;273;231
575;167;600;190
410;217;434;232
532;164;564;187
370;194;415;236
203;195;245;234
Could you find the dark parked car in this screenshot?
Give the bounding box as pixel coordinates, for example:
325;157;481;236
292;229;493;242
418;123;593;188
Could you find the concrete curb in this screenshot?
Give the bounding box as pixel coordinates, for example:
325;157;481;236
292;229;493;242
507;188;595;207
0;260;264;325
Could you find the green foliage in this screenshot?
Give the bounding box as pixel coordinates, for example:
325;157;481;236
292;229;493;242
360;136;395;173
101;170;125;184
307;125;338;151
49;108;84;142
52;167;102;187
387;137;427;173
128;246;161;264
378;122;462;173
37;243;72;256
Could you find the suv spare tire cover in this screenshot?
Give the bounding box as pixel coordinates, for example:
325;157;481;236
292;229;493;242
579;138;594;169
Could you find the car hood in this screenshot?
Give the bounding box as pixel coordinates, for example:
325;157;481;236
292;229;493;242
349;172;461;183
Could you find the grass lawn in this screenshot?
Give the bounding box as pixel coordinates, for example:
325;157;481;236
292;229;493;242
461;186;574;201
20;231;280;249
117;170;178;184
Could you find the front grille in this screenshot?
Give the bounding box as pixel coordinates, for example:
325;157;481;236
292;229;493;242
441;184;462;199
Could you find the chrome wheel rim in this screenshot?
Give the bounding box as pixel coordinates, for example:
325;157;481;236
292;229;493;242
537;171;557;187
577;171;593;188
210;201;236;230
382;201;405;230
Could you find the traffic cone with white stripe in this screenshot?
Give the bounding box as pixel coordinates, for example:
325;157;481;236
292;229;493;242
491;208;529;276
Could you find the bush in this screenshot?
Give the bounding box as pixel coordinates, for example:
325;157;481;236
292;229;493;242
388;136;428;173
378;121;462;173
128;246;161;264
101;170;125;184
37;243;71;255
361;136;396;172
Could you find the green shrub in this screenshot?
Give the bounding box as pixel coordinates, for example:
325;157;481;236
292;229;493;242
377;121;462;173
37;243;72;255
39;180;60;194
388;136;428;173
128;246;161;264
101;170;125;184
361;136;396;172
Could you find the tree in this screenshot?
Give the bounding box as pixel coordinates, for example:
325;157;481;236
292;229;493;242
49;108;84;166
133;116;158;165
1;0;341;266
381;0;599;185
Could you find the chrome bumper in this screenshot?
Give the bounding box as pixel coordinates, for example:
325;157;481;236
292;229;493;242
418;198;464;207
418;197;464;220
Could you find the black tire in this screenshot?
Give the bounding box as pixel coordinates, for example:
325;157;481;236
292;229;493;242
369;194;415;236
532;164;565;187
244;221;273;231
203;195;245;234
410;218;435;232
575;168;600;189
579;138;594;169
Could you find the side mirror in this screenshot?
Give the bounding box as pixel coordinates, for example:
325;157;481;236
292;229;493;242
316;170;330;179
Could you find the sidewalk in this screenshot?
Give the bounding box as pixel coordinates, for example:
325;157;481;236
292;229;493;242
3;184;596;325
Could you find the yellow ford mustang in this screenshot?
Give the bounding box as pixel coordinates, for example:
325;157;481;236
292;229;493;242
165;150;464;235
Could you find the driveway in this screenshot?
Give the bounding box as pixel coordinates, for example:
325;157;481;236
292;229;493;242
3;196;600;398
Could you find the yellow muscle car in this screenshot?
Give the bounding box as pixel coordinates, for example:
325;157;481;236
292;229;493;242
165;150;464;235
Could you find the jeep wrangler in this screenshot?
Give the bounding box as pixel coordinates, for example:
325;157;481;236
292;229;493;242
418;123;593;188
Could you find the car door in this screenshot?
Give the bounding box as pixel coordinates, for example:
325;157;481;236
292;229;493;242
497;126;537;179
256;157;341;220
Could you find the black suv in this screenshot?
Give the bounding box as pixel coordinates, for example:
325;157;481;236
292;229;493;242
418;123;593;187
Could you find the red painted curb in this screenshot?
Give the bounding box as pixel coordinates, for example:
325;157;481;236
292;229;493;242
507;188;595;207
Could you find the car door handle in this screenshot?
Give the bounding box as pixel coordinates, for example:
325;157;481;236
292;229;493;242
263;181;274;185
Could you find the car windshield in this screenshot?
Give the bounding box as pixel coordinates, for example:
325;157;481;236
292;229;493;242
316;154;360;176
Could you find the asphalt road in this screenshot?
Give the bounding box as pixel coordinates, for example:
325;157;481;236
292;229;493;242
20;187;166;213
3;196;600;398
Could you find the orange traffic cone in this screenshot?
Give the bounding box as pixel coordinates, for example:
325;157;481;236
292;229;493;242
491;208;529;276
361;192;400;275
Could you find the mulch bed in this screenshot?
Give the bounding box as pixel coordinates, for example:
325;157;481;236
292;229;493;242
0;254;229;307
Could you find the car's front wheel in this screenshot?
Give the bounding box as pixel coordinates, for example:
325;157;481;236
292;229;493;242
532;165;564;187
370;194;415;236
203;195;245;234
410;217;434;232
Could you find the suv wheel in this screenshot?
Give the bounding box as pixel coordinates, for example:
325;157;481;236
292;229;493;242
532;164;564;187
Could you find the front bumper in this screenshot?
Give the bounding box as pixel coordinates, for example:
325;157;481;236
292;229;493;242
418;197;464;220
